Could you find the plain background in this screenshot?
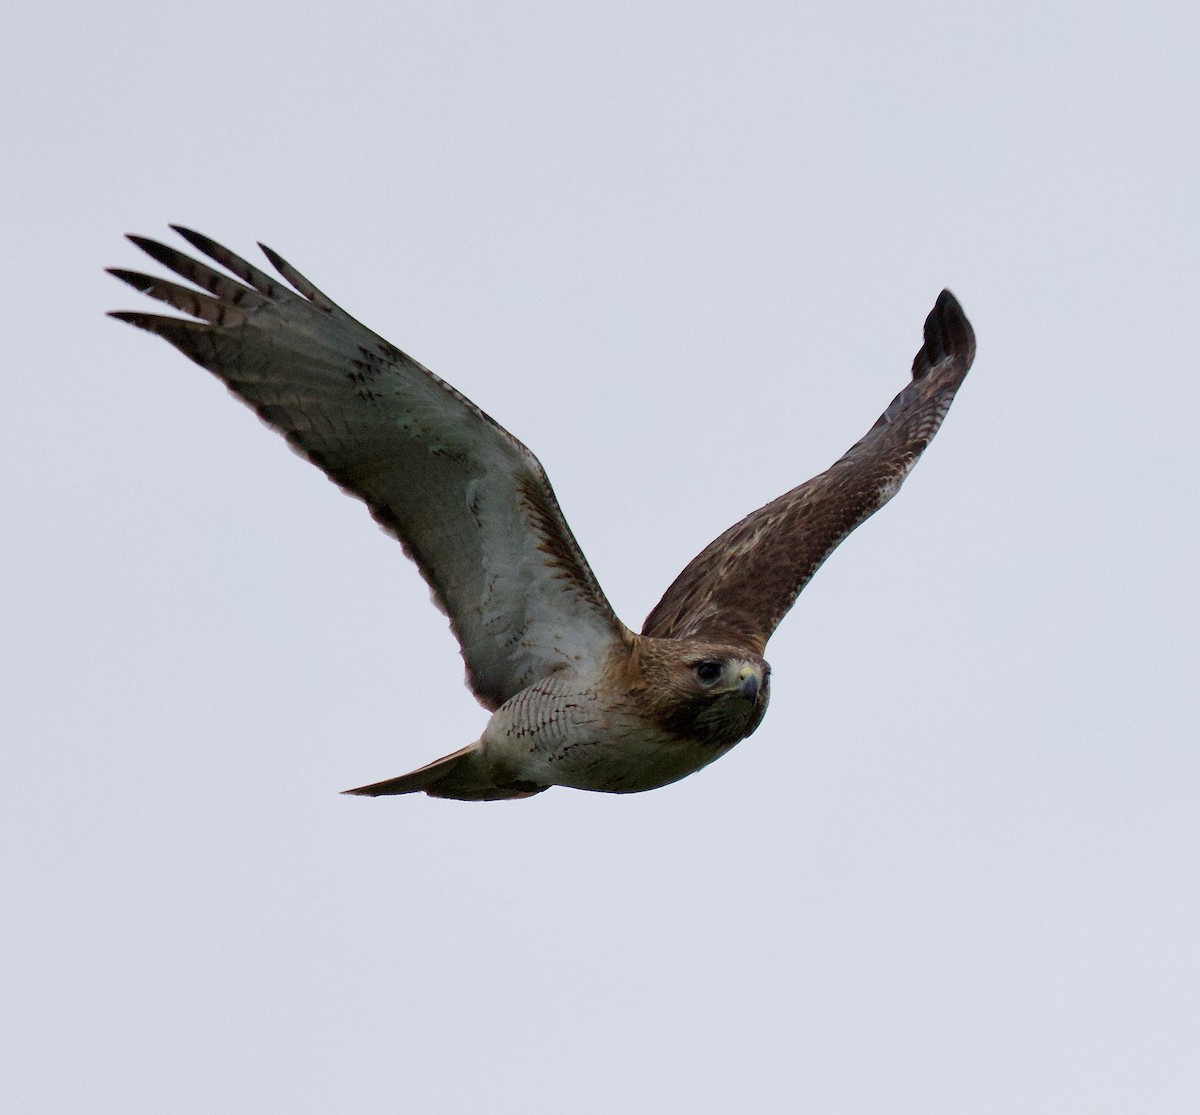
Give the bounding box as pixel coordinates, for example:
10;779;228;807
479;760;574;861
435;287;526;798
3;2;1197;1111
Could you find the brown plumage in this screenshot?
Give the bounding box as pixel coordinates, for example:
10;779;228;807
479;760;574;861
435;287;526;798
109;228;975;800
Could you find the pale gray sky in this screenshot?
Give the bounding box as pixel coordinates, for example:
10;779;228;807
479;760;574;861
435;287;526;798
3;2;1198;1111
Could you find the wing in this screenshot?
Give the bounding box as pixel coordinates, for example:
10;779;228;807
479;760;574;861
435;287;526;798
641;290;975;652
109;228;628;710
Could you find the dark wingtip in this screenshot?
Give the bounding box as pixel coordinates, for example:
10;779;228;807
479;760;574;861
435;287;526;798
257;241;288;276
108;309;159;327
913;289;975;378
168;223;205;245
107;267;151;290
168;225;228;260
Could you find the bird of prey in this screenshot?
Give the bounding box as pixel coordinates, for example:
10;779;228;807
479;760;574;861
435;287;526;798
109;228;975;801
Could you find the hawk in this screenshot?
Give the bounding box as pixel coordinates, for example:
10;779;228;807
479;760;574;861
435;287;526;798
110;228;976;800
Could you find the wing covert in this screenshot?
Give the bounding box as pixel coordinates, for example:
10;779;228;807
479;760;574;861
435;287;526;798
641;290;976;651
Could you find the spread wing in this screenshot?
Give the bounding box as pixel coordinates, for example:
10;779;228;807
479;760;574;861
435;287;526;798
642;290;975;652
109;228;628;710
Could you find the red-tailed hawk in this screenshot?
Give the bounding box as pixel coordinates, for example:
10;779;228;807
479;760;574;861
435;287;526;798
110;229;976;801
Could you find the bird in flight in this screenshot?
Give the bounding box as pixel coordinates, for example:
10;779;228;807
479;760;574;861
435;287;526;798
110;228;975;801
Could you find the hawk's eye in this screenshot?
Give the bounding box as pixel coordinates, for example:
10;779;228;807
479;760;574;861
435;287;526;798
693;659;724;685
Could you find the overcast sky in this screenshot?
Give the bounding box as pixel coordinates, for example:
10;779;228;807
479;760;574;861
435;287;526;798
3;2;1198;1112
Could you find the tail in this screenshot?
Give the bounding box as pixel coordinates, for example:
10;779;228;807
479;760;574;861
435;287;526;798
341;743;547;802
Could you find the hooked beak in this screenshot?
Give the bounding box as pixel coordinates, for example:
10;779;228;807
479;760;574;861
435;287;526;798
737;665;760;703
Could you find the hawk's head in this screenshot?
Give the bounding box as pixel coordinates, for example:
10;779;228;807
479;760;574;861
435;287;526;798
620;637;771;748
